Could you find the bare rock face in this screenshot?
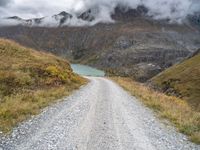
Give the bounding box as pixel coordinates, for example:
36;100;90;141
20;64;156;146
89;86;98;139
114;36;134;49
97;47;190;82
33;18;44;24
7;16;22;20
53;11;73;26
189;13;200;26
112;5;148;21
6;11;73;27
78;9;97;22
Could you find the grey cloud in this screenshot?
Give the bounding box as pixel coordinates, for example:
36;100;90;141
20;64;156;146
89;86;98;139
0;0;200;26
0;0;12;6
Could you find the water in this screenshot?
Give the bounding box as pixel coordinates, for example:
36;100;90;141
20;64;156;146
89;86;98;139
71;64;105;77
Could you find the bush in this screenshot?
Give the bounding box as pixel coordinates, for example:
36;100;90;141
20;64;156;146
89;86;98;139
45;66;60;76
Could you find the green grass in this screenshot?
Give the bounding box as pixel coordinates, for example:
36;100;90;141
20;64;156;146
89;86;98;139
0;39;87;133
151;53;200;111
112;77;200;144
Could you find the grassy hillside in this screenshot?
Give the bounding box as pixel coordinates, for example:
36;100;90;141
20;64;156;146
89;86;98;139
0;39;86;133
151;52;200;110
112;77;200;144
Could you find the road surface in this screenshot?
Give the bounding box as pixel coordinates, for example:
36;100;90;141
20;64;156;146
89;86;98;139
0;77;199;150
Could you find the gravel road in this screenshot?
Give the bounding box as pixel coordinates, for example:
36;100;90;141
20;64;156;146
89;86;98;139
0;77;199;150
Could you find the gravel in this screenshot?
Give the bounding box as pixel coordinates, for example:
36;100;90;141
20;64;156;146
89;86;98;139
0;77;199;150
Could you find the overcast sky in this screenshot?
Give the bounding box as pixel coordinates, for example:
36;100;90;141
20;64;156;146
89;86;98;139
0;0;80;18
0;0;199;20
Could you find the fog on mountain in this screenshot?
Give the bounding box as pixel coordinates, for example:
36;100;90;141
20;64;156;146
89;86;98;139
0;0;200;27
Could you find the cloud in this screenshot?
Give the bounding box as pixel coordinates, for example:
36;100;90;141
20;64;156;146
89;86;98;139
0;0;200;26
0;0;12;6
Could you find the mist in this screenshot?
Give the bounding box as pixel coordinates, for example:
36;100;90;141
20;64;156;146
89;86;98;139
0;0;199;27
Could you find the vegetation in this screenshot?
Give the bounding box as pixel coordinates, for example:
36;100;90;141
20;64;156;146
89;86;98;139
151;53;200;110
0;39;86;133
112;77;200;144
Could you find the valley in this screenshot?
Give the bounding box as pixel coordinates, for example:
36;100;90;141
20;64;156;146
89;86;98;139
0;7;200;81
0;3;200;149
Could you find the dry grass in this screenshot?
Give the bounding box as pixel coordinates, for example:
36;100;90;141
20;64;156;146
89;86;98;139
112;77;200;144
151;53;200;110
0;39;87;133
0;85;82;133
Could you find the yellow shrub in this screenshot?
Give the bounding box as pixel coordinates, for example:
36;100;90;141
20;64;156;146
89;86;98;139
45;66;60;76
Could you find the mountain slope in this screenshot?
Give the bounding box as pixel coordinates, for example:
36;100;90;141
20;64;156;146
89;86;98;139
0;6;200;81
4;5;199;29
151;50;200;110
0;39;86;132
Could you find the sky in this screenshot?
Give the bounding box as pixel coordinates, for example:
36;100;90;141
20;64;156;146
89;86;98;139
0;0;199;24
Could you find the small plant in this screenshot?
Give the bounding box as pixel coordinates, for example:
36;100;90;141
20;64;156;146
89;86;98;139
45;66;60;76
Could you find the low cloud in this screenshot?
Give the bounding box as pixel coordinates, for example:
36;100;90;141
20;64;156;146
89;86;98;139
0;0;12;7
0;0;199;27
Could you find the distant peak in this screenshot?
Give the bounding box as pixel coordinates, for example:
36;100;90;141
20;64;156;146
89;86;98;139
78;7;102;22
7;16;22;20
58;11;71;17
112;5;148;20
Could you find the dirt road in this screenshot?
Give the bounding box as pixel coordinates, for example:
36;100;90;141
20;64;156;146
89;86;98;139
0;77;199;150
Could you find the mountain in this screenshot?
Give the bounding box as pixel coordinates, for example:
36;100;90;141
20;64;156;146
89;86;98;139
6;16;44;26
5;11;73;27
52;11;73;26
5;5;199;28
151;49;200;110
189;12;200;27
4;9;97;27
7;16;22;20
78;9;96;22
112;5;148;21
0;6;200;81
0;38;86;132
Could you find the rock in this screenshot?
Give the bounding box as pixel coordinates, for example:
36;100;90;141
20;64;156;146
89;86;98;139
114;36;134;49
78;9;97;22
112;5;148;21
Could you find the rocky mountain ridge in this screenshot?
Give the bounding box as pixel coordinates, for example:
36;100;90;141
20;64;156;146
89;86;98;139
5;8;103;27
4;5;200;28
6;11;74;27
